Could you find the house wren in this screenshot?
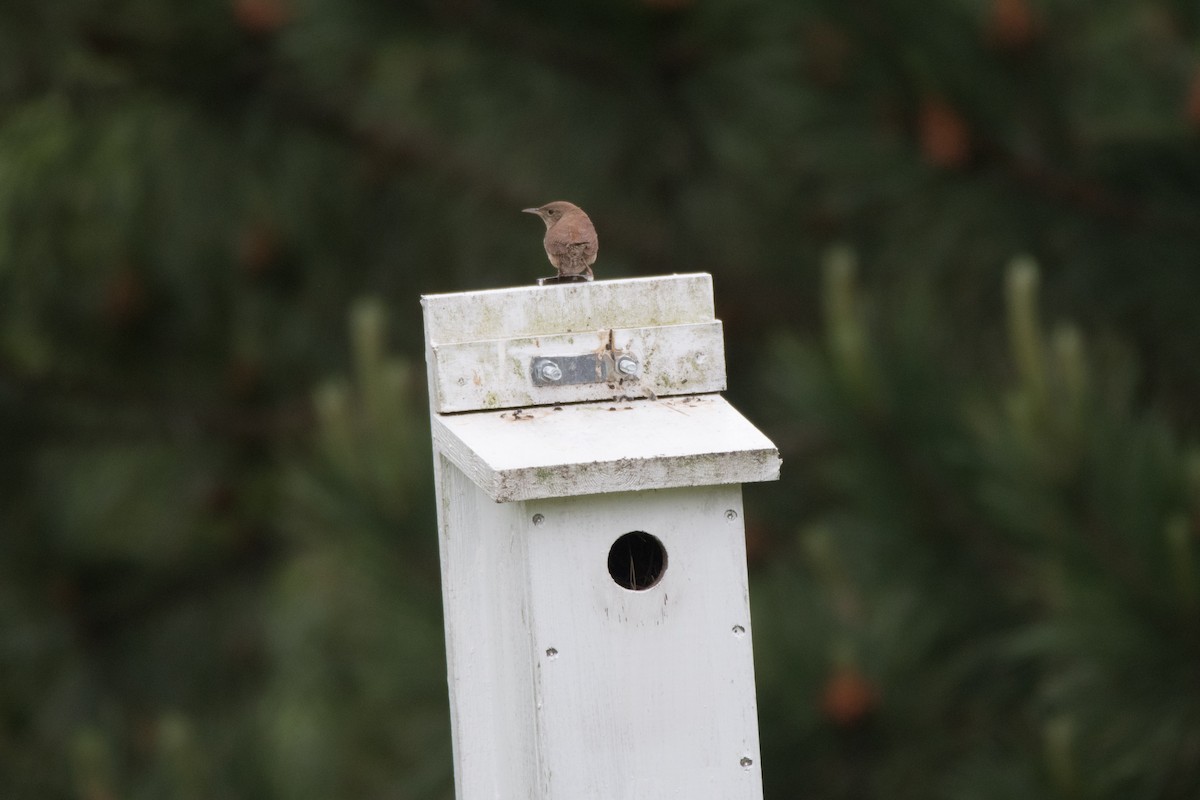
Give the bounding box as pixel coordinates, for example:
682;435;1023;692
522;201;598;281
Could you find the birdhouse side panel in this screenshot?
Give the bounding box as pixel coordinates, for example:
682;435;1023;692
435;455;542;799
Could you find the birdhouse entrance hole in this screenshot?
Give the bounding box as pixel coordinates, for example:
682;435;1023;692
607;531;667;591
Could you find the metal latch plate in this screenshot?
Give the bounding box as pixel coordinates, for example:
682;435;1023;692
531;353;639;387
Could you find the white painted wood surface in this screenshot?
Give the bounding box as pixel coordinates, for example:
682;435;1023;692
429;321;726;413
434;460;765;798
423;273;714;345
423;273;775;800
434;455;541;798
422;274;725;413
525;485;763;798
433;394;780;502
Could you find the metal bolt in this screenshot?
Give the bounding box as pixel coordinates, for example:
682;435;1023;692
539;361;563;382
615;355;639;376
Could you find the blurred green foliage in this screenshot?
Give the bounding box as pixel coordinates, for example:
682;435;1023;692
2;0;1199;798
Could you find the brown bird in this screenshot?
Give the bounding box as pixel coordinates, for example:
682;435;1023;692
522;201;598;280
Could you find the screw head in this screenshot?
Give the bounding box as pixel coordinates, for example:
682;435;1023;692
539;361;563;382
615;355;639;376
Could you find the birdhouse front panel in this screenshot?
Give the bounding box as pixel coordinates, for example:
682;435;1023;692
524;485;762;799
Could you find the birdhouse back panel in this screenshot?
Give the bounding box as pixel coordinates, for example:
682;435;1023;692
429;321;727;413
422;274;726;413
422;273;714;344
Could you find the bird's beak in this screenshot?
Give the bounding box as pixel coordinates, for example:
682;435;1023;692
521;208;540;215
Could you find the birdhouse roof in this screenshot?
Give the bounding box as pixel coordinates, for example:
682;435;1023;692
432;394;780;502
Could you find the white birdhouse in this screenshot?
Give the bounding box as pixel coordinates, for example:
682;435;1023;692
421;274;780;799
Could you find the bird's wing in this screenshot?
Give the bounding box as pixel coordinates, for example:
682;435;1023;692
547;219;596;257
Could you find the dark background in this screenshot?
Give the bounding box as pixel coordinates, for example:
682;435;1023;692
3;1;1200;797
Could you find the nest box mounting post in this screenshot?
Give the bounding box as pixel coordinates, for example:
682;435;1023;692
421;274;780;799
